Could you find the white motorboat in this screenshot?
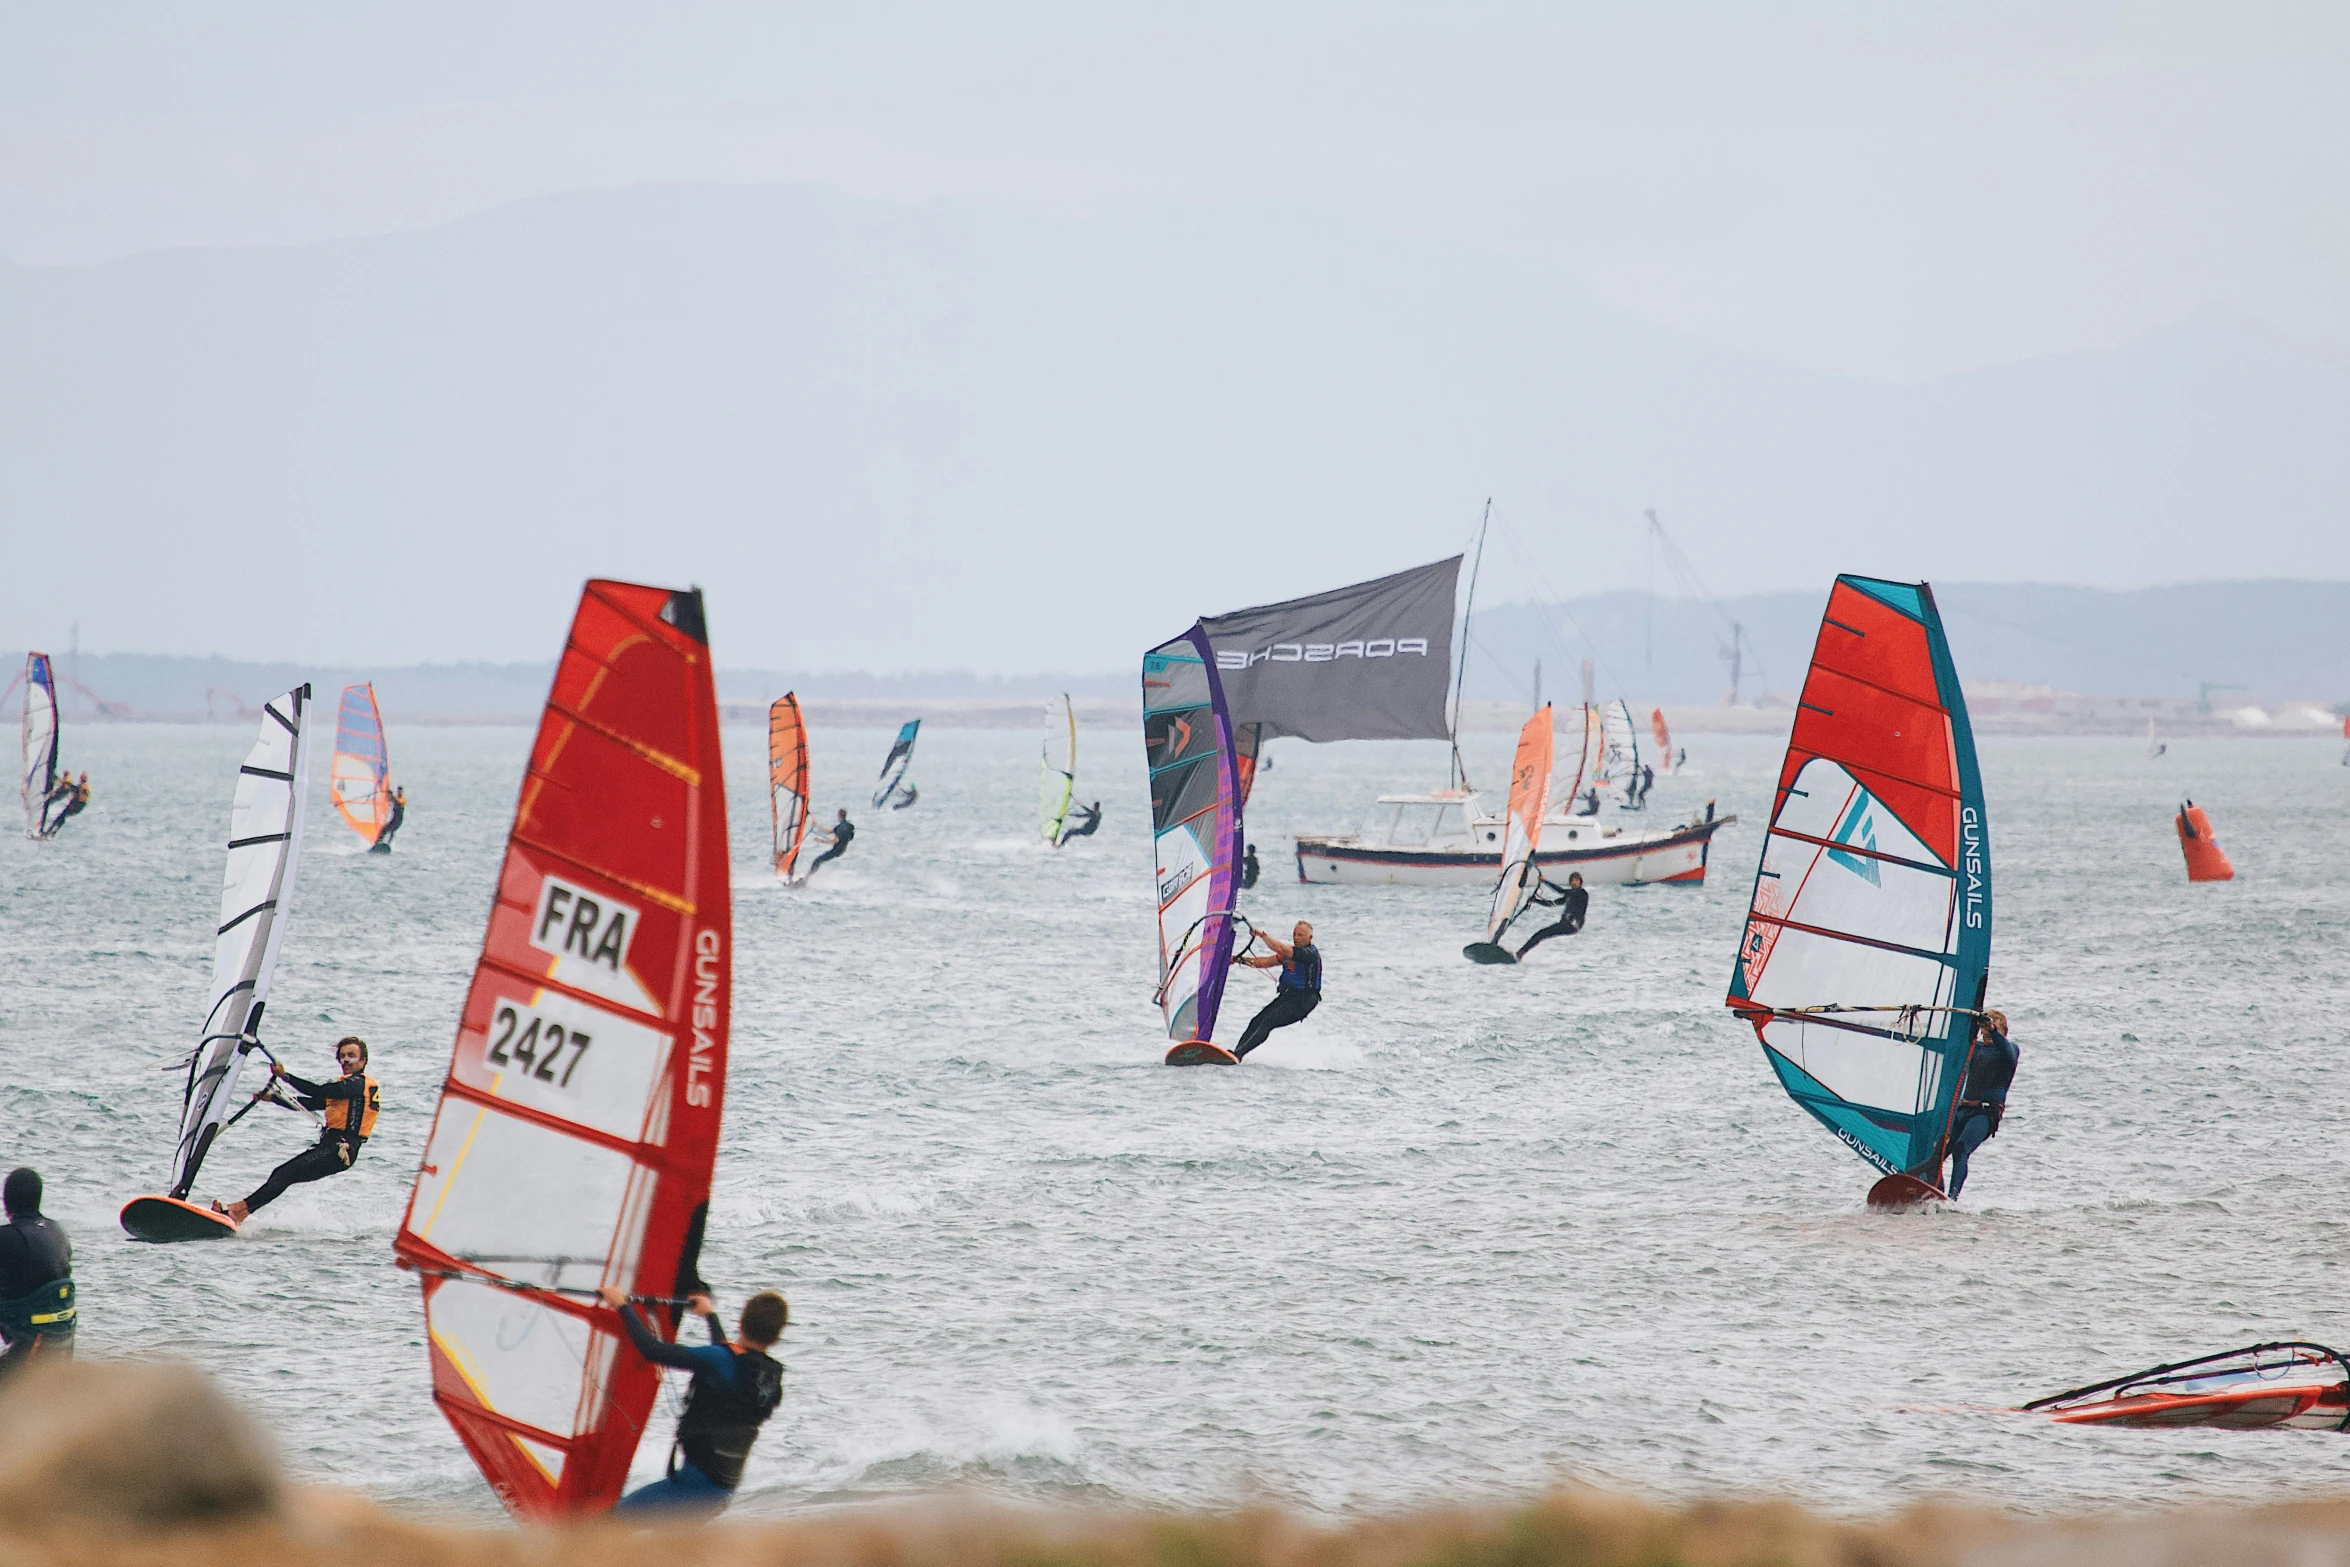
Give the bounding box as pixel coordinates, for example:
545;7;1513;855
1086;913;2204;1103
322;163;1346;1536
1293;790;1735;886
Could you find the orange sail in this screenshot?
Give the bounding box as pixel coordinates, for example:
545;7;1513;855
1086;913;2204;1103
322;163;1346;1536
2176;800;2235;882
330;683;392;843
394;581;731;1519
1486;705;1555;941
1650;707;1674;773
770;693;809;879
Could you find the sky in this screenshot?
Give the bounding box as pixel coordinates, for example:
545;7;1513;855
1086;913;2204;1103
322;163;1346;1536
3;5;2347;672
5;3;2348;381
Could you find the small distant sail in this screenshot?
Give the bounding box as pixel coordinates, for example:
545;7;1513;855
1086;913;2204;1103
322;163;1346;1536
2176;799;2235;882
395;581;731;1519
2145;719;2166;760
21;652;60;839
1145;626;1244;1049
770;693;809;879
1233;720;1264;808
1725;578;1992;1196
873;719;920;808
1599;699;1641;802
2340;715;2348;766
1650;707;1675;773
1485;705;1555;942
1553;701;1596;814
169;686;317;1200
330;683;393;845
1041;694;1077;845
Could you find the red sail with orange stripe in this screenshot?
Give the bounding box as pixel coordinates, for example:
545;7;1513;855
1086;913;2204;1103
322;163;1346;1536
393;580;730;1520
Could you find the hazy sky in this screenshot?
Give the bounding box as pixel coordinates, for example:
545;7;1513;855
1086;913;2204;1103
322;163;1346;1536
5;3;2348;381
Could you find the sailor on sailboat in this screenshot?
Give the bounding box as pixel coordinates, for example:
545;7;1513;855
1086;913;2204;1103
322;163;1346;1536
1724;577;2000;1208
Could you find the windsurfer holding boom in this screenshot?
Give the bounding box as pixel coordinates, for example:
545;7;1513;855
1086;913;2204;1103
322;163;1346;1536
1228;921;1321;1060
212;1037;379;1225
803;808;854;879
1943;1010;2019;1200
1514;872;1588;960
596;1284;787;1516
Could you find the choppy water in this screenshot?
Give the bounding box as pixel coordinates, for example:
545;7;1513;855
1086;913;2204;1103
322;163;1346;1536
5;720;2350;1521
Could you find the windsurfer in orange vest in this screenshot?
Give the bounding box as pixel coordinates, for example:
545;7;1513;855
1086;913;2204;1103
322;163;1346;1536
212;1037;380;1224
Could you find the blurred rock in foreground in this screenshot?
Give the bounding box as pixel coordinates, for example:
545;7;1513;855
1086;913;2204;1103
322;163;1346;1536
7;1362;2350;1567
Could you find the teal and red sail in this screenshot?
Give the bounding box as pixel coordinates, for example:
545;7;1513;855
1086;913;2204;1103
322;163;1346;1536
1726;577;1992;1185
1144;625;1245;1047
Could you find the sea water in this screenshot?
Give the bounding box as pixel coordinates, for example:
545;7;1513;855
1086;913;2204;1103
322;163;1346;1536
4;721;2348;1520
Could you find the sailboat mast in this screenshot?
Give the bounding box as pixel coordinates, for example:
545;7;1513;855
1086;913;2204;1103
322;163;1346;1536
1449;498;1490;791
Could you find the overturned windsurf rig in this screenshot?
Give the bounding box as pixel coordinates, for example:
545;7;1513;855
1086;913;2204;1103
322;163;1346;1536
2029;1342;2350;1431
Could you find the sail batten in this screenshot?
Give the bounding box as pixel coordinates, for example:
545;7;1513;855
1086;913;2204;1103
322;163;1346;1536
1725;577;1991;1185
394;581;730;1520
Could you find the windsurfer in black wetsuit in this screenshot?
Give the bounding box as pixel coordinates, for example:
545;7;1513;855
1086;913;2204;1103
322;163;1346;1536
213;1037;379;1224
803;809;854;878
1574;785;1600;817
0;1169;74;1378
1229;921;1320;1060
1059;801;1102;843
1241;843;1261;890
598;1285;787;1516
892;785;918;811
1943;1010;2019;1200
370;786;407;853
1515;872;1588;959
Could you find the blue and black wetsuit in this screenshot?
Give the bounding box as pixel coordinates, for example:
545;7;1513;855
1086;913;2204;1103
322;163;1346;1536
1233;942;1321;1060
1946;1024;2020;1199
0;1195;74;1377
1059;803;1102;843
1515;882;1588;958
614;1303;784;1515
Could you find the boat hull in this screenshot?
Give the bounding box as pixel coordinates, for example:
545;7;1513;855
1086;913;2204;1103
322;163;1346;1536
1294;816;1733;887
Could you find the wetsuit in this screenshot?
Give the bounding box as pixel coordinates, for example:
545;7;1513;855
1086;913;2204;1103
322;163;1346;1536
805;819;854;876
1059;803;1102;844
240;1069;379;1214
613;1303;783;1515
891;785;918;811
371;794;405;854
1945;1025;2020;1199
1241;845;1260;890
1515;882;1589;959
1233;942;1321;1060
0;1209;75;1377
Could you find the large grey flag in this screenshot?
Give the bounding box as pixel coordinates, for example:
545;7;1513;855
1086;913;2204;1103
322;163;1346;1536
1200;556;1462;743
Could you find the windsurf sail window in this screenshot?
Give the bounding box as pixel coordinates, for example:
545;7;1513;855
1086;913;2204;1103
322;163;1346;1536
21;652;60;838
873;719;919;808
1650;707;1674;772
1486;705;1555;942
770;693;809;879
330;683;393;845
1598;699;1641;799
393;581;731;1521
169;685;315;1199
1145;625;1244;1045
1725;576;1992;1183
1041;693;1076;844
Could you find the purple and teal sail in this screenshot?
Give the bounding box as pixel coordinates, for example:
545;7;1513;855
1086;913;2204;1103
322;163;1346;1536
1725;577;1993;1193
1144;625;1245;1048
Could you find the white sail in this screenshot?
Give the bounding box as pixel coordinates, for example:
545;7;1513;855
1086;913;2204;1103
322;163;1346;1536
1599;699;1640;801
169;685;314;1198
1041;693;1076;844
21;653;59;838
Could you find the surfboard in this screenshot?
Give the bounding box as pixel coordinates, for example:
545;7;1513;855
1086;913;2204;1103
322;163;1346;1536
1462;942;1517;965
1865;1172;1948;1209
1166;1040;1239;1066
120;1195;240;1243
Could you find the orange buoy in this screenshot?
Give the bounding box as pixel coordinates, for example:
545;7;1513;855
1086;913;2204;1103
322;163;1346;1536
2176;799;2235;882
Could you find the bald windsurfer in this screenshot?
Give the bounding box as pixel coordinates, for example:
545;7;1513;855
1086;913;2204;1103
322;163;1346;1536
370;786;407;854
1229;921;1321;1060
1059;801;1102;844
803;809;854;879
1943;1010;2018;1199
597;1285;787;1516
0;1169;74;1378
1514;872;1588;959
212;1037;379;1224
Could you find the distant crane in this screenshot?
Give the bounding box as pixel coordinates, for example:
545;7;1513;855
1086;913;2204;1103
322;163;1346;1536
206;688;256;721
1646;508;1767;705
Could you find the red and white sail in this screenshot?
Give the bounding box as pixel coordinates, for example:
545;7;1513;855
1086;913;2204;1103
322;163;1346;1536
394;581;731;1520
1486;705;1554;941
1650;707;1675;773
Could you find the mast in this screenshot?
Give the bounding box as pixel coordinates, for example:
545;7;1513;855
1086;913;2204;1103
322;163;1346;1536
1448;498;1489;791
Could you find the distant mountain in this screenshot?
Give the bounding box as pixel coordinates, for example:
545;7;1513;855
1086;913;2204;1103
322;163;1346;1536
3;183;2347;674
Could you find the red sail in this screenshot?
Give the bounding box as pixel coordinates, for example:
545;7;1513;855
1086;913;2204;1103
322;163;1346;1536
393;581;730;1520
